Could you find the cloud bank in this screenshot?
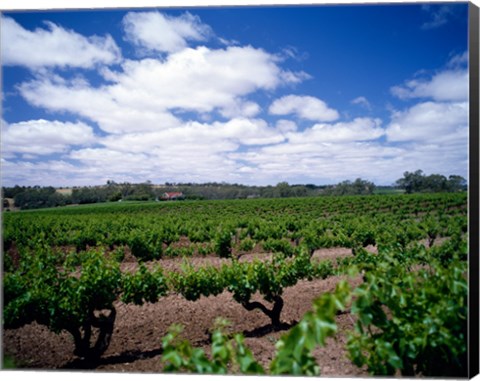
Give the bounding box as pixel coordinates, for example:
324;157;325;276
1;11;469;187
1;16;121;69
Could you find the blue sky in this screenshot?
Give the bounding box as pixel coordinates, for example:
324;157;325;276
0;1;470;186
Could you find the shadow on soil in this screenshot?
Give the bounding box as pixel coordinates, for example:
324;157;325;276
61;347;163;370
242;321;297;338
62;321;298;370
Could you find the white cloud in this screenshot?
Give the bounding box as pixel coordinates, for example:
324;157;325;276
19;45;307;133
70;148;151;176
99;118;284;154
224;102;465;185
386;101;468;142
3;12;468;188
447;51;468;68
240;118;384;160
219;118;286;145
66;144;241;186
1;157;155;187
279;70;312;84
269;95;339;122
55;117;286;185
122;11;212;54
7;15;315;186
2;119;96;155
0;16;121;69
18;76;182;134
421;4;456;30
218;99;261;118
223;118;391;184
1;159;80;186
275;119;298;134
228;139;406;185
385;53;469;183
233;135;466;186
391;68;468;102
286;118;384;143
351;96;371;110
278;46;309;62
100;122;235;154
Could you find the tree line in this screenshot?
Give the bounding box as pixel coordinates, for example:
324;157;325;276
1;170;467;210
395;170;467;194
2;182;157;210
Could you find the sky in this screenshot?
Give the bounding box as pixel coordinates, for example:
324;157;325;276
0;1;470;187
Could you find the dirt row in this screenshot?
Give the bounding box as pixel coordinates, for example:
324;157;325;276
3;247;371;376
119;244;359;273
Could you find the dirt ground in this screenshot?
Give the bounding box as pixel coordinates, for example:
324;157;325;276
3;247;369;376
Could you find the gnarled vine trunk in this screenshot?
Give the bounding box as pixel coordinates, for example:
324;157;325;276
241;295;284;329
67;307;116;359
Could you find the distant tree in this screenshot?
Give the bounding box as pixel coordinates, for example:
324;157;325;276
396;170;467;193
291;185;308;197
323;178;376;196
3;185;27;198
108;191;122;202
120;182;134;199
126;181;155;201
397;170;420;193
261;186;277;199
447;175;467;192
333;181;352;196
352;178;376;195
276;182;293;198
72;187;105;204
14;187;69;209
423;174;448;192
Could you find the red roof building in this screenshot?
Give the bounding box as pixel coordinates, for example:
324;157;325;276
161;192;184;200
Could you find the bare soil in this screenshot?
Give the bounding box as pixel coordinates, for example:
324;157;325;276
3;247;369;376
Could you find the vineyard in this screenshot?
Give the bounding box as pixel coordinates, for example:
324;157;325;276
2;193;469;376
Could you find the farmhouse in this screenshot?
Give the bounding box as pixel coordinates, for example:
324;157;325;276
160;192;185;201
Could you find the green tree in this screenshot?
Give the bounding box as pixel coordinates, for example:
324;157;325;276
324;178;376;196
395;170;425;193
447;175;467;192
423;174;447;192
276;182;293;198
396;170;466;193
14;186;69;209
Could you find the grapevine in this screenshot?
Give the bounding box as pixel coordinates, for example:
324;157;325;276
2;192;469;375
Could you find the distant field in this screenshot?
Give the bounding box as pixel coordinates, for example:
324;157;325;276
55;188;73;195
373;188;405;195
